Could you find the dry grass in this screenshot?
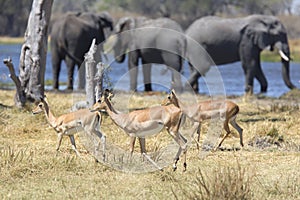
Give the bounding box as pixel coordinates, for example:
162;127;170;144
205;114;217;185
0;89;299;199
0;37;24;44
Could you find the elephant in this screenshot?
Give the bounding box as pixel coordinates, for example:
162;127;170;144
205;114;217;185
50;12;113;90
185;15;296;94
113;17;185;92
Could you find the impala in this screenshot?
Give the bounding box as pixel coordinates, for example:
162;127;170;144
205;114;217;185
162;90;243;150
32;97;106;161
90;89;188;171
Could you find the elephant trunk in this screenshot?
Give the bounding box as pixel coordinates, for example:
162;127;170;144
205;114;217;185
275;41;296;89
112;35;126;63
114;52;126;63
281;60;296;89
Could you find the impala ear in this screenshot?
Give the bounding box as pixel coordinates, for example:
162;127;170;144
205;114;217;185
38;95;47;103
102;89;114;99
171;89;176;96
102;89;109;97
43;95;48;101
107;92;114;101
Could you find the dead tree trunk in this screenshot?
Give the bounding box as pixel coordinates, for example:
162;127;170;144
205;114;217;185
72;39;104;110
85;39;104;106
3;0;53;107
95;62;105;102
85;39;97;107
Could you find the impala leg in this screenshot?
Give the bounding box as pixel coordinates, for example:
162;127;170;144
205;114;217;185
180;133;188;172
190;122;200;149
196;123;201;150
93;129;106;162
173;146;187;171
69;135;80;157
215;120;230;150
129;136;136;159
56;132;64;156
138;138;162;170
168;130;180;171
230;117;244;147
172;132;188;171
101;134;106;161
182;148;187;172
138;137;146;154
173;147;181;171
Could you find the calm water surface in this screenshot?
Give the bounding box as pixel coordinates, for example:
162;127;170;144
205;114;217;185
0;44;299;97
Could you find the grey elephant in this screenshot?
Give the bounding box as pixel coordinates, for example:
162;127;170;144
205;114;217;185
113;17;185;92
50;12;113;90
185;15;296;94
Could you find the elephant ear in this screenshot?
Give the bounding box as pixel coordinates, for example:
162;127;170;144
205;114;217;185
243;20;271;50
98;12;114;31
115;17;135;33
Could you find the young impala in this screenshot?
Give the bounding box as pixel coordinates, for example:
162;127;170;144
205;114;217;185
162;90;243;150
32;97;106;161
90;89;188;171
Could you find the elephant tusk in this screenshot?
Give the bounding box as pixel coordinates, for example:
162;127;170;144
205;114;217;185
279;50;289;62
265;45;271;51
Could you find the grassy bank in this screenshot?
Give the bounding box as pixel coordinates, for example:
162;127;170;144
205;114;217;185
0;37;24;44
0;89;299;199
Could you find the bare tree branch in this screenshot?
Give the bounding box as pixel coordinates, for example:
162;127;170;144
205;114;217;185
3;58;26;107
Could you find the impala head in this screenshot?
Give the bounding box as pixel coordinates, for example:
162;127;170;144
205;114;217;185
90;89;114;112
32;97;49;114
161;89;180;107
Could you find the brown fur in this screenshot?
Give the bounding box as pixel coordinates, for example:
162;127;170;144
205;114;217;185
162;90;244;149
91;90;188;171
32;98;105;160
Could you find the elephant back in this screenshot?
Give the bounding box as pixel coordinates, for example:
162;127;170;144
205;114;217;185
142;18;183;33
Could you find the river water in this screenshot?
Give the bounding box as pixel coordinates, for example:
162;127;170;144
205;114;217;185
0;44;299;97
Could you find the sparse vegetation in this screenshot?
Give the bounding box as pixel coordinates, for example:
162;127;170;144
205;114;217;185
174;160;253;200
0;89;299;199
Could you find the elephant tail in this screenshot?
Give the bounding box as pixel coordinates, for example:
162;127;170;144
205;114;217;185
182;36;187;60
59;43;83;65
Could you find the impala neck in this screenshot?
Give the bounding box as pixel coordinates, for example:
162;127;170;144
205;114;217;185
43;103;57;127
104;98;119;116
104;97;127;128
176;98;194;119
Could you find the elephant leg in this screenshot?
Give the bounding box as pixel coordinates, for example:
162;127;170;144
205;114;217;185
186;69;200;92
185;61;201;92
171;70;183;92
142;63;152;91
51;53;62;90
65;57;76;90
244;67;255;94
162;52;183;92
255;65;268;93
240;41;262;94
77;65;86;90
128;51;139;91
